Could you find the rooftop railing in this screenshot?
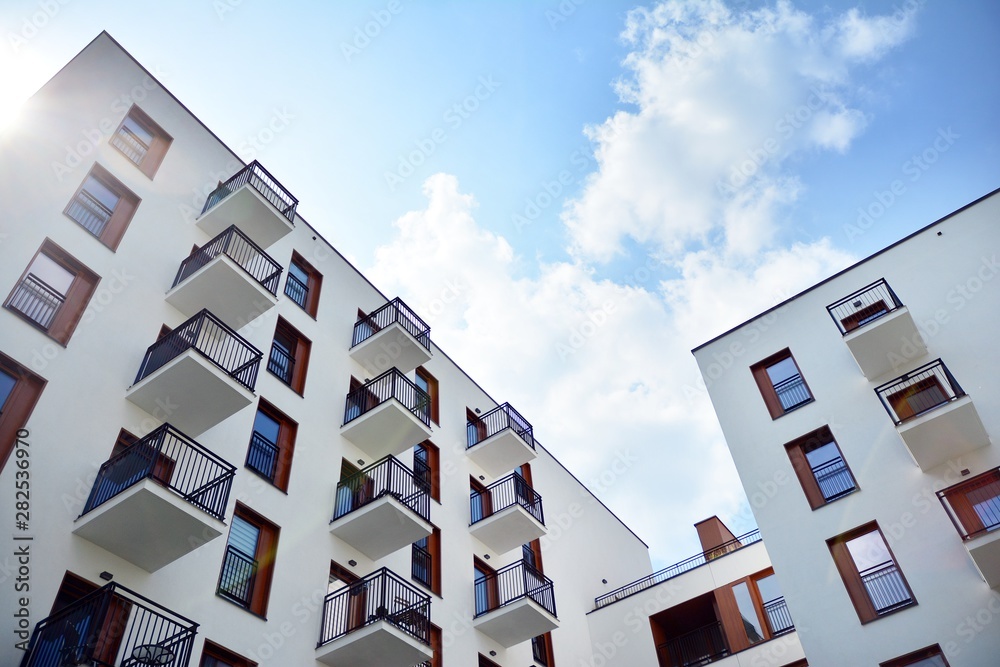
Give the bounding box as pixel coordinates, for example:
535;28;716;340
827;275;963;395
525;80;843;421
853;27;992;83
173;224;283;295
826;278;903;335
352;297;431;351
332;454;431;523
201;160;298;223
595;530;762;609
343;368;431;427
937;466;1000;541
318;568;431;648
133;309;263;392
475;560;557;619
467;403;534;450
471;471;544;526
19;582;197;667
874;358;965;425
81;423;235;521
656;621;729;667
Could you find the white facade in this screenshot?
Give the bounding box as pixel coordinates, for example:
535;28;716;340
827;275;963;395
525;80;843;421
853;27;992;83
694;191;1000;666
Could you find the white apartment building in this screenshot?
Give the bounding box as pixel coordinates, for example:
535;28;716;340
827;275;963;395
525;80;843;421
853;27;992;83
693;189;1000;667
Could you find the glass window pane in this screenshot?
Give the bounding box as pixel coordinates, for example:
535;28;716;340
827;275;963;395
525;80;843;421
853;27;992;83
228;516;260;556
288;261;309;284
732;581;765;644
765;357;798;385
755;573;782;604
0;369;16;413
252;410;280;443
846;531;890;571
27;254;74;295
122;115;154;145
83;176;121;210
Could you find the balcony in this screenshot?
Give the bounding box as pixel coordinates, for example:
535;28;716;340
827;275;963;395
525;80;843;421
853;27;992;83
470;472;546;554
875;359;989;470
762;597;794;636
126;310;262;436
316;568;433;667
351;298;432;375
330;455;432;559
466;403;536;477
73;424;234;572
474;560;558;648
197;161;297;248
19;582;197;667
341;368;433;459
656;622;729;667
166;225;282;329
938;468;1000;589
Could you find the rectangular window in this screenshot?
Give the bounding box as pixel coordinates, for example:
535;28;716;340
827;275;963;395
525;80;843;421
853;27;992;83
523;538;544;573
479;654;501;667
200;640;257;667
880;644;950;667
110;105;172;178
218;504;278;616
245;400;296;491
267;317;311;394
64;163;140;250
0;352;45;474
414;440;440;501
532;633;555;666
284;251;322;316
412;527;441;595
5;240;99;345
474;558;497;617
415;366;439;424
828;522;915;623
471;476;492;523
751;349;813;418
937;467;1000;540
785;426;858;509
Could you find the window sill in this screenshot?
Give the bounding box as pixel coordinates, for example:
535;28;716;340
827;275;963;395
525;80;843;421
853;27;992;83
860;599;917;625
216;592;268;620
771;397;815;420
811;487;860;511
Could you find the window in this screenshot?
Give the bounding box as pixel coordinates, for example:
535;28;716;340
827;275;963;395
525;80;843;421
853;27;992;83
200;641;256;667
64;163;139;250
751;349;813;418
267;317;311;394
828;522;915;623
0;351;45;473
937;468;1000;540
426;624;442;667
785;426;858;509
284;251;322;316
110;105;172;178
523;539;544;573
5;239;99;345
880;644;950;667
471;476;492;523
474;558;497;616
414;440;440;501
218;504;278;616
532;633;555;666
245;400;296;491
415;366;439;424
479;654;501;667
412;527;441;595
886;376;948;422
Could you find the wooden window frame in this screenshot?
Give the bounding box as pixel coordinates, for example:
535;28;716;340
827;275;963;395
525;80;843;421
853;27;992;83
268;317;311;395
750;348;813;419
532;632;555;666
221;503;279;617
285;251;322;317
427;623;442;667
64;163;140;251
471;476;492;520
200;640;257;667
246;399;297;492
412;526;442;595
474;557;498;616
0;351;45;474
110;105;172;179
5;239;100;346
415;366;439;424
879;644;950;667
785;426;858;510
523;538;544;574
479;653;502;667
827;522;916;624
414;440;440;501
939;468;1000;539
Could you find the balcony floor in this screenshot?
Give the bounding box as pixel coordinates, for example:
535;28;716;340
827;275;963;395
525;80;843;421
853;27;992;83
474;597;559;648
470;504;546;554
165;254;277;330
350;322;431;376
197;185;293;249
467;430;536;478
316;620;433;667
341;399;433;460
330;495;432;560
897;396;990;471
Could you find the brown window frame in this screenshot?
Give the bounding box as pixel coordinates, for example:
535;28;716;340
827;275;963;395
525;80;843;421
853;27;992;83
64;163;140;250
532;632;555;666
523;538;544;574
110;105;172;179
414;440;440;501
5;239;100;346
785;426;858;510
412;526;442;595
219;503;279;617
937;468;1000;540
285;251;322;317
827;522;916;624
415;366;439;424
471;476;492;520
199;640;257;667
474;557;498;617
0;351;45;474
750;349;814;419
267;317;311;395
427;623;442;667
879;644;950;667
479;653;502;667
245;399;297;492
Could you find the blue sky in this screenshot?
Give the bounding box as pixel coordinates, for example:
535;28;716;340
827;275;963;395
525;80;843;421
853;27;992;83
2;0;998;566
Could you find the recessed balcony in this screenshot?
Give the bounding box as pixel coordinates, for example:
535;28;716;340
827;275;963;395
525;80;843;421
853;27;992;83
341;368;432;459
350;298;432;375
938;468;1000;589
474;560;558;648
467;403;537;477
827;279;926;379
126;309;262;436
19;582;197;667
875;359;989;471
166;224;282;329
330;455;432;559
73;424;234;572
316;568;433;667
470;472;546;554
656;621;730;667
197;161;297;248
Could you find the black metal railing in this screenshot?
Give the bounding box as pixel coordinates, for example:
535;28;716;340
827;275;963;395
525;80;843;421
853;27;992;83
860;561;913;614
763;597;794;636
773;374;810;411
173;225;283;295
343;368;431;427
318;568;431;647
937;467;1000;541
66;189;113;237
657;622;729;667
284;272;308;309
596;530;762;608
133;309;263;392
412;543;432;588
413;454;432;492
201;160;298;224
474;560;557;619
246;432;279;482
467;403;534;450
332;455;431;523
6;274;64;330
875;359;965;425
111;125;150;165
81;423;235;521
470;471;544;526
826;278;903;335
217;545;257;608
19;582;197;667
813;457;856;501
267;343;294;385
352;297;432;351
